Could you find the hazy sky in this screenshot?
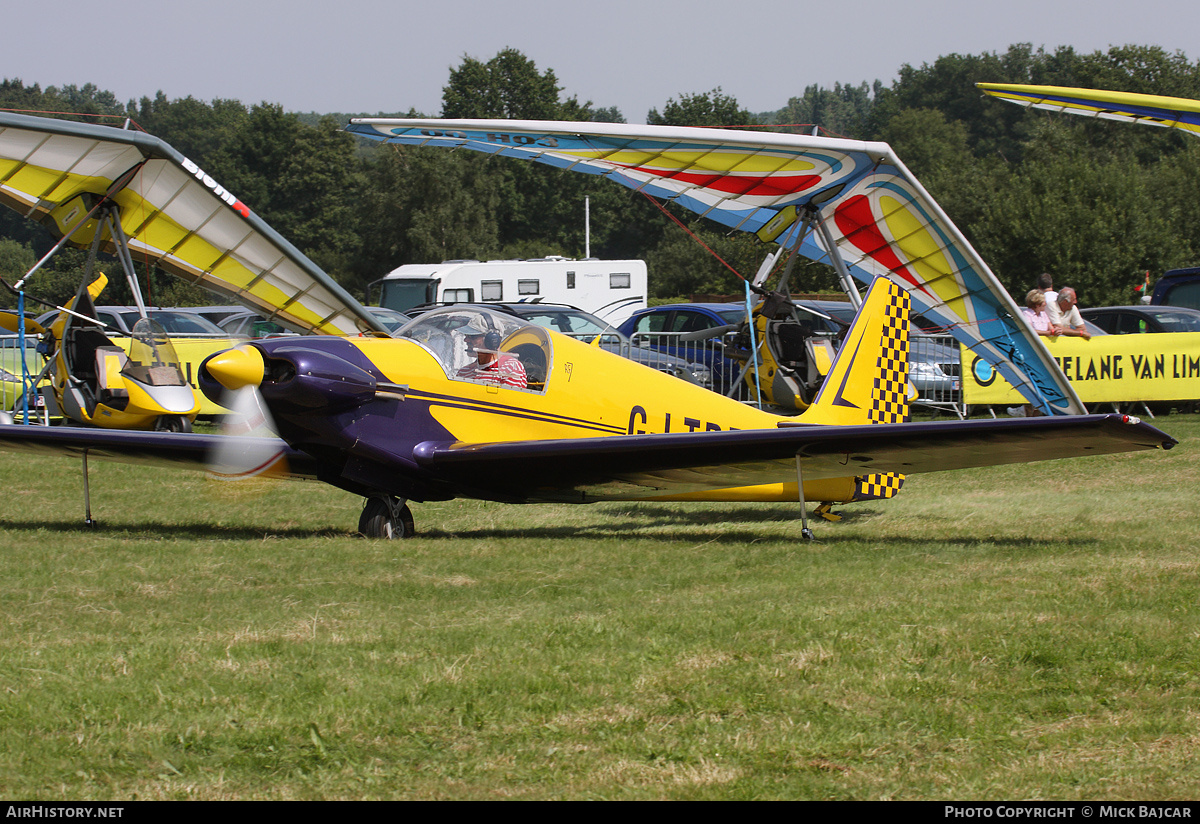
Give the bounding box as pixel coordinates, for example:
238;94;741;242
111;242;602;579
4;0;1197;123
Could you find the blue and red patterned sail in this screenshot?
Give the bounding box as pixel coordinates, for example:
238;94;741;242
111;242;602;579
978;83;1200;137
346;118;1083;415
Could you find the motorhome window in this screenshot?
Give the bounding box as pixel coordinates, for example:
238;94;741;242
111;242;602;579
566;271;575;289
610;273;631;289
444;289;474;303
380;279;439;312
481;280;503;301
518;280;540;295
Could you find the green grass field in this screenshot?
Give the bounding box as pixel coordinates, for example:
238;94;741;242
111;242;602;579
0;414;1197;799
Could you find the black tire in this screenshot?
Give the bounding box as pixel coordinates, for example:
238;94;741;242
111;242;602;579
358;498;415;539
155;415;192;433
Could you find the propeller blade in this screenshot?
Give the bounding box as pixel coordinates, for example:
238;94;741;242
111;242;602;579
207;385;288;481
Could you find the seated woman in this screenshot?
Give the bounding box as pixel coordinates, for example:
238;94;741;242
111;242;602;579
1014;289;1061;418
1021;290;1061;338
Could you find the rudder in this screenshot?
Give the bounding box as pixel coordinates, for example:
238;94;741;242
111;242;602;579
802;277;910;501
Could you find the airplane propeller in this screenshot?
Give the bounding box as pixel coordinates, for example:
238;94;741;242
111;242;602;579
203;347;289;483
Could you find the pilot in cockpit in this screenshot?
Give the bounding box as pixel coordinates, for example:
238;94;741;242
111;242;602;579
456;318;528;389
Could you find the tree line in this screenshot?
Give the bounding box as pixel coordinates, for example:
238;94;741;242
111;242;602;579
2;43;1199;311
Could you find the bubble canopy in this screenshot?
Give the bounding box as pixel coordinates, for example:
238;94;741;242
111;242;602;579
398;306;552;391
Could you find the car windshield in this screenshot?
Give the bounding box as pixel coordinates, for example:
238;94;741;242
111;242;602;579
516;309;629;343
1146;310;1200;332
368;308;410;333
120;311;225;335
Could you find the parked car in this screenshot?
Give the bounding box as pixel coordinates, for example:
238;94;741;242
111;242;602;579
620;300;852;397
404;302;712;389
219;312;298;339
0;336;50;419
1080;305;1200;335
619;303;754;394
221;307;409;339
367;307;411;333
619;299;971;406
175;305;247;326
35;306;230;338
1149;267;1200;310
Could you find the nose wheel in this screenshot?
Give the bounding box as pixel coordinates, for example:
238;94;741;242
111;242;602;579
359;496;415;539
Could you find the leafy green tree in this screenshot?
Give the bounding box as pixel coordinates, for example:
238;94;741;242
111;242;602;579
442;48;569;120
769;81;879;138
127;92;249;166
352;146;502;293
435;50;629;264
967;120;1179;305
647;88;755;128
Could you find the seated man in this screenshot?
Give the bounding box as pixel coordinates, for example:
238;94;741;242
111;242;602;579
455;319;528;389
1046;286;1091;340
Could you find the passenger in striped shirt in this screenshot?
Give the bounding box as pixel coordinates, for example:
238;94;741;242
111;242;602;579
457;321;528;389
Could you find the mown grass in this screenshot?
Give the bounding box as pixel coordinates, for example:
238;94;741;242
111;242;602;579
0;415;1197;799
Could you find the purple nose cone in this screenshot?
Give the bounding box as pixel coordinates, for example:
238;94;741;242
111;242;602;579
260;346;377;411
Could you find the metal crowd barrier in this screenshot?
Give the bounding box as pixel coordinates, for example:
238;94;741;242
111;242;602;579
630;330;965;416
909;334;965;418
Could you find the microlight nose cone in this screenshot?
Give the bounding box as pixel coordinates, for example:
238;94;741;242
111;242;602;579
206;346;265;391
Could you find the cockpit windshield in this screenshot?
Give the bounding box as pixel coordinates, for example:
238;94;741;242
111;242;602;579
398;307;552;392
124;319;188;387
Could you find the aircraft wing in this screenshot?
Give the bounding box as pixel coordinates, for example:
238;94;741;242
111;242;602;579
411;414;1172;502
0;425;320;479
977;83;1200;137
0;112;386;335
0;415;1171;504
346;117;1083;416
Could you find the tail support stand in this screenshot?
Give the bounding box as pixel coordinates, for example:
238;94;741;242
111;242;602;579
795;454;815;541
82;451;97;528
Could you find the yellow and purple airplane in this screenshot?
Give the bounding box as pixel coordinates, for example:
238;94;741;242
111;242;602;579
0;111;1176;537
0;276;1174;538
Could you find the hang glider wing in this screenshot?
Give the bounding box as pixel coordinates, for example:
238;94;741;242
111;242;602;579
978;83;1200;137
346;118;1082;415
0;112;386;335
1;413;1167;504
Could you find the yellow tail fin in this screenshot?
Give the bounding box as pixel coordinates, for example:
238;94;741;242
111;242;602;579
802;277;910;501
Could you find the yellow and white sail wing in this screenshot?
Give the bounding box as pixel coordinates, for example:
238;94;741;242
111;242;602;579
978;82;1200;138
0;112;385;336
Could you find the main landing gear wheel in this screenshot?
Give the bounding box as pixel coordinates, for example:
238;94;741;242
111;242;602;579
358;496;415;539
154;415;192;433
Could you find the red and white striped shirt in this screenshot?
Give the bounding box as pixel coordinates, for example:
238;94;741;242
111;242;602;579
456;355;528;388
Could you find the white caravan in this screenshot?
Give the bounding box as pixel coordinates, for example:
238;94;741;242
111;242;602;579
374;257;648;327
